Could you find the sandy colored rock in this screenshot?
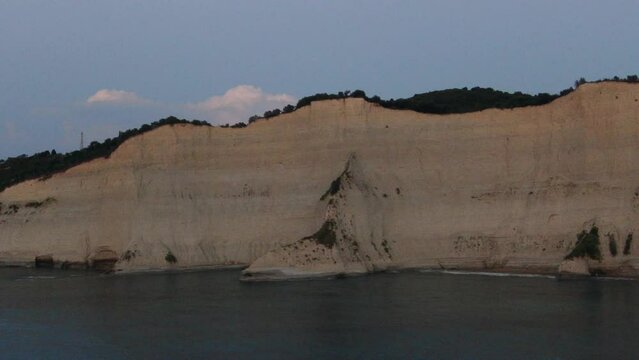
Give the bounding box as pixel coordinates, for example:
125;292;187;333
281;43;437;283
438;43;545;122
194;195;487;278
558;258;590;276
243;154;392;280
1;82;639;278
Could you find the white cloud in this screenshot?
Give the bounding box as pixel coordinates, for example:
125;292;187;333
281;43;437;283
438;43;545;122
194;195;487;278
186;85;296;124
86;89;151;106
0;85;298;157
83;85;296;125
189;85;263;111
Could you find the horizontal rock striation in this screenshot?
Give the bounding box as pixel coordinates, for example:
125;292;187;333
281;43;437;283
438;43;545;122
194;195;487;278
1;82;639;278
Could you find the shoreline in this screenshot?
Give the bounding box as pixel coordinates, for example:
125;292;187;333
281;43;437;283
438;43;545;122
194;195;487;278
2;263;636;281
6;254;635;280
240;264;639;282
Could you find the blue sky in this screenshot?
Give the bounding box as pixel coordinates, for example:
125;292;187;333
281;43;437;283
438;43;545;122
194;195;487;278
1;0;638;157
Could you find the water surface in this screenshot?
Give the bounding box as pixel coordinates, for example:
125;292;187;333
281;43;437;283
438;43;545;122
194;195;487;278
1;268;637;359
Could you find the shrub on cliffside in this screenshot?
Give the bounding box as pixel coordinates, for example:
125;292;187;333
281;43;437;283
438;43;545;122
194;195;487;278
608;234;618;257
565;226;602;261
165;251;177;264
624;234;633;255
303;220;337;248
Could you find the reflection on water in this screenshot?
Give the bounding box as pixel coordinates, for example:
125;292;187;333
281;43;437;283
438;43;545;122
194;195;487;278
1;268;638;359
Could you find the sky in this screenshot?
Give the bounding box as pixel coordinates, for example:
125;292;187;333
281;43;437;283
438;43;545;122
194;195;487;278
1;0;638;158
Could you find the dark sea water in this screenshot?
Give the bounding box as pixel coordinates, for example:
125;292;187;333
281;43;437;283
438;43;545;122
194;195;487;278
1;268;637;360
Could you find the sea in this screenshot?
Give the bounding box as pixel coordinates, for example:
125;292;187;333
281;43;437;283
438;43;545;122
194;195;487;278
1;267;637;359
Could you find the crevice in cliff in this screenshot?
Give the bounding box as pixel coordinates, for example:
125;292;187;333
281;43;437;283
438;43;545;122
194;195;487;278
320;153;356;201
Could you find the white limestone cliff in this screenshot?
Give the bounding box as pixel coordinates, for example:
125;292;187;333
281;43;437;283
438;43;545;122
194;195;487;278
1;82;639;278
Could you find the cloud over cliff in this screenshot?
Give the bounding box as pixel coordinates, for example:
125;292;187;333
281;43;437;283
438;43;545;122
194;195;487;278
84;85;296;125
86;89;153;106
0;85;296;158
186;85;296;124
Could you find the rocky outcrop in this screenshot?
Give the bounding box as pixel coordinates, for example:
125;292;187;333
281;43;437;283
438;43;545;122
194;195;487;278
1;82;639;278
558;258;591;277
242;154;393;280
90;246;119;272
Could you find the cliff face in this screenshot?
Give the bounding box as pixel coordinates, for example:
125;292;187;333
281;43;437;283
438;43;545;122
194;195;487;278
1;82;639;278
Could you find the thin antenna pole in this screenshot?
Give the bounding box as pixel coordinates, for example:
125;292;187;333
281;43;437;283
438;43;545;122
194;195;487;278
81;132;84;150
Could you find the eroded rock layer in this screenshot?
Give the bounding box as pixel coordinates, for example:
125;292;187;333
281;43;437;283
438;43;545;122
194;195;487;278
1;82;639;277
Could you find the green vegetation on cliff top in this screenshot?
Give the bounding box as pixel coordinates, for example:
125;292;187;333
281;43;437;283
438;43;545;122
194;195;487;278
1;76;637;193
0;117;210;192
